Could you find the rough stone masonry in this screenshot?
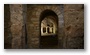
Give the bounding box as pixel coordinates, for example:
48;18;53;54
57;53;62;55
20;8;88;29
4;4;84;49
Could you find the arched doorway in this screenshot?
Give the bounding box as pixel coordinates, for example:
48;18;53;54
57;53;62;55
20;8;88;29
40;10;58;48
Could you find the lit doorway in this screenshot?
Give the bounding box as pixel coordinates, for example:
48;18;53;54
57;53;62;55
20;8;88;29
40;10;58;49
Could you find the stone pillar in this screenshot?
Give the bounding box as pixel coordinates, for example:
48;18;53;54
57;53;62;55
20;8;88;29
50;27;52;33
53;25;55;33
58;5;65;48
10;4;24;49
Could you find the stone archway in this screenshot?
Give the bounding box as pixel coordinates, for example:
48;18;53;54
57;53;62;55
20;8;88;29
40;10;58;48
26;5;64;49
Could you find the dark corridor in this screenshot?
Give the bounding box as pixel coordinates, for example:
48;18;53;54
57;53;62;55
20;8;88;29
40;10;58;49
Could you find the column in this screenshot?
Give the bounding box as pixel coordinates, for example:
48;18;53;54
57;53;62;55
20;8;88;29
10;4;24;49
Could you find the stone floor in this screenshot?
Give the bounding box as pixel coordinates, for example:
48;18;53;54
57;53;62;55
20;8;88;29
40;35;58;49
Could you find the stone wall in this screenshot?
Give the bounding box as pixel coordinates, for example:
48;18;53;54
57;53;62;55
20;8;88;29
4;4;84;49
64;4;84;49
26;5;64;48
10;4;25;49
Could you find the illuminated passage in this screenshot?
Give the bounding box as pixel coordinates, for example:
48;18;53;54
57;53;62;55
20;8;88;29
41;16;57;36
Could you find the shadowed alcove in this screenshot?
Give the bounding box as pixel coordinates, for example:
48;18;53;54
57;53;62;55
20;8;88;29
40;10;58;48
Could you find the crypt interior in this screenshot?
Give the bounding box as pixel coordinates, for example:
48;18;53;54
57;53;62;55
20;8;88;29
4;4;84;49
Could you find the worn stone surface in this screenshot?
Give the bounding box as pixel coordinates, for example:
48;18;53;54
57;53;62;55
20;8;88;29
64;4;84;49
4;4;84;49
10;4;25;49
